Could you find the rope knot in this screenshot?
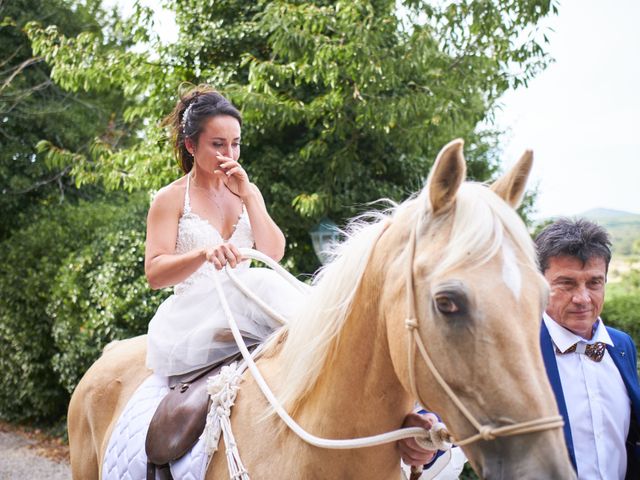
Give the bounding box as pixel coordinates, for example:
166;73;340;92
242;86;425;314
216;405;231;417
405;318;418;330
479;426;495;441
414;422;453;451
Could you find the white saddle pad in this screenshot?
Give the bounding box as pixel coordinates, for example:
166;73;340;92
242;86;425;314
102;374;209;480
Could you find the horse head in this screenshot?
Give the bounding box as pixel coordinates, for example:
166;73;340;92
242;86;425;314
379;139;574;478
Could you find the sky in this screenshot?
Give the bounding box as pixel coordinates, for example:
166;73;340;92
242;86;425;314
107;0;639;219
495;0;640;219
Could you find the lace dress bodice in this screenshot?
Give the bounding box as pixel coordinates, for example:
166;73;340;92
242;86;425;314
174;174;253;295
146;174;303;377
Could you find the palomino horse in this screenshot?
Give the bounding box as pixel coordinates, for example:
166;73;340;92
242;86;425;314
68;139;576;479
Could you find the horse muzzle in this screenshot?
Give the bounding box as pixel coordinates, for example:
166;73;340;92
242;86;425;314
471;434;577;480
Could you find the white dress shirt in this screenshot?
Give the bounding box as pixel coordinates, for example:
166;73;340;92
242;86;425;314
544;313;630;480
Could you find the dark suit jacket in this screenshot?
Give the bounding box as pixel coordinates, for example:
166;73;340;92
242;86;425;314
541;322;640;479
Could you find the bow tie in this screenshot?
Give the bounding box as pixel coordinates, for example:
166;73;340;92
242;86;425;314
556;342;606;362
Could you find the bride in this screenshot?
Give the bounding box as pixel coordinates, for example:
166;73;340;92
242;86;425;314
144;84;300;378
143;83;444;473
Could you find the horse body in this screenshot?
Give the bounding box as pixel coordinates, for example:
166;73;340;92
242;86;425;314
68;139;576;479
68;335;150;479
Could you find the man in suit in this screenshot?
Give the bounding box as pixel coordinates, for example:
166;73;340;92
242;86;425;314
536;218;640;479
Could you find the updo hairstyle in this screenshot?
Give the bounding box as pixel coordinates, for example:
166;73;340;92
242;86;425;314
163;84;242;174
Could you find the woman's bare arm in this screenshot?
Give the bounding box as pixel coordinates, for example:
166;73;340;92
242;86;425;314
144;186;208;290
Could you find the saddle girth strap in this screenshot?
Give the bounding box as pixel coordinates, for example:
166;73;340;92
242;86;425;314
147;461;173;480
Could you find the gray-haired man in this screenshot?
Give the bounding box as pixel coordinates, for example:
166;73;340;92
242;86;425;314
536;218;640;479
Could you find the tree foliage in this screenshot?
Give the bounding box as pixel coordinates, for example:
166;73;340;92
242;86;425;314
0;198;125;421
603;293;640;355
48;195;169;394
0;0;559;424
26;0;558;271
0;0;130;240
606;261;640;346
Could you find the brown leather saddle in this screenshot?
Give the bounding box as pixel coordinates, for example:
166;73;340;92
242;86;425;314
145;345;256;480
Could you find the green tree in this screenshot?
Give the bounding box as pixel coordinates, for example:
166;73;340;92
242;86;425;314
48;195;169;394
0;0;130;240
603;293;640;356
27;0;558;272
0;199;125;421
0;0;143;422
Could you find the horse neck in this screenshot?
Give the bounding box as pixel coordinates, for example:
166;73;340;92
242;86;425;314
296;260;414;439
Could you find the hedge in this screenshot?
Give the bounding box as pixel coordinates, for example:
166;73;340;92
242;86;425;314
0;199;123;421
603;293;640;350
0;193;171;422
48;204;169;394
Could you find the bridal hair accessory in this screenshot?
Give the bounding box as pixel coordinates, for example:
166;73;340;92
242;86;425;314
182;102;195;133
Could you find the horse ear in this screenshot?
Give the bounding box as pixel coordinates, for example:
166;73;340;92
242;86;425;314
427;138;466;215
490;150;533;209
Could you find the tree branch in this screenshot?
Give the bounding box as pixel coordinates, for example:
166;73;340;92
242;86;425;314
0;57;44;93
7;165;72;195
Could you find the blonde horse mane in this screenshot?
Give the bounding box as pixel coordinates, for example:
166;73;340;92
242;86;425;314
269;181;536;416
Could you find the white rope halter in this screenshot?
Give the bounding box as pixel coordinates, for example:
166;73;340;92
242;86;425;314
402;224;564;447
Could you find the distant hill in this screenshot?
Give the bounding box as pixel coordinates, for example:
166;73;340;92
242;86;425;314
579;208;640;255
581;208;640;220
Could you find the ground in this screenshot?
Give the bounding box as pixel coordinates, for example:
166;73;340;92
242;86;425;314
0;421;70;479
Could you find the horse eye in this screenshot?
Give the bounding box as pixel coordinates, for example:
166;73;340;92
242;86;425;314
434;295;459;314
432;281;469;317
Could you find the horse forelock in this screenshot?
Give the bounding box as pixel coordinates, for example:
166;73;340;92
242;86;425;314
423;182;537;280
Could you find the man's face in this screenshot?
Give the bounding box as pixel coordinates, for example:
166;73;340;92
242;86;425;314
543;255;607;340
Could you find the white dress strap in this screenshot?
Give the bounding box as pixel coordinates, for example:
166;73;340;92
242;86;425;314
184;173;192;214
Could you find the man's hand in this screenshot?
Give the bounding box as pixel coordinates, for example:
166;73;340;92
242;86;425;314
397;412;439;466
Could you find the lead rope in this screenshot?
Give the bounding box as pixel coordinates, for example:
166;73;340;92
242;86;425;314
402;225;564;477
225;249;309;327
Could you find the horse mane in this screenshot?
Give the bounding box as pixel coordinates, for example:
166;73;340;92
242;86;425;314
263;201;403;416
267;182;536;416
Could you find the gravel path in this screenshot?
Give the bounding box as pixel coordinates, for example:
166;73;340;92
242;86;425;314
0;430;71;480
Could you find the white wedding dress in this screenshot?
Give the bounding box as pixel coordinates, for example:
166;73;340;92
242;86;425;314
146;174;302;377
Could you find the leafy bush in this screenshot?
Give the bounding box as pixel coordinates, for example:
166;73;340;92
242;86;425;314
460;463;479;479
0;199;123;421
603;294;640;349
48;201;169;393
